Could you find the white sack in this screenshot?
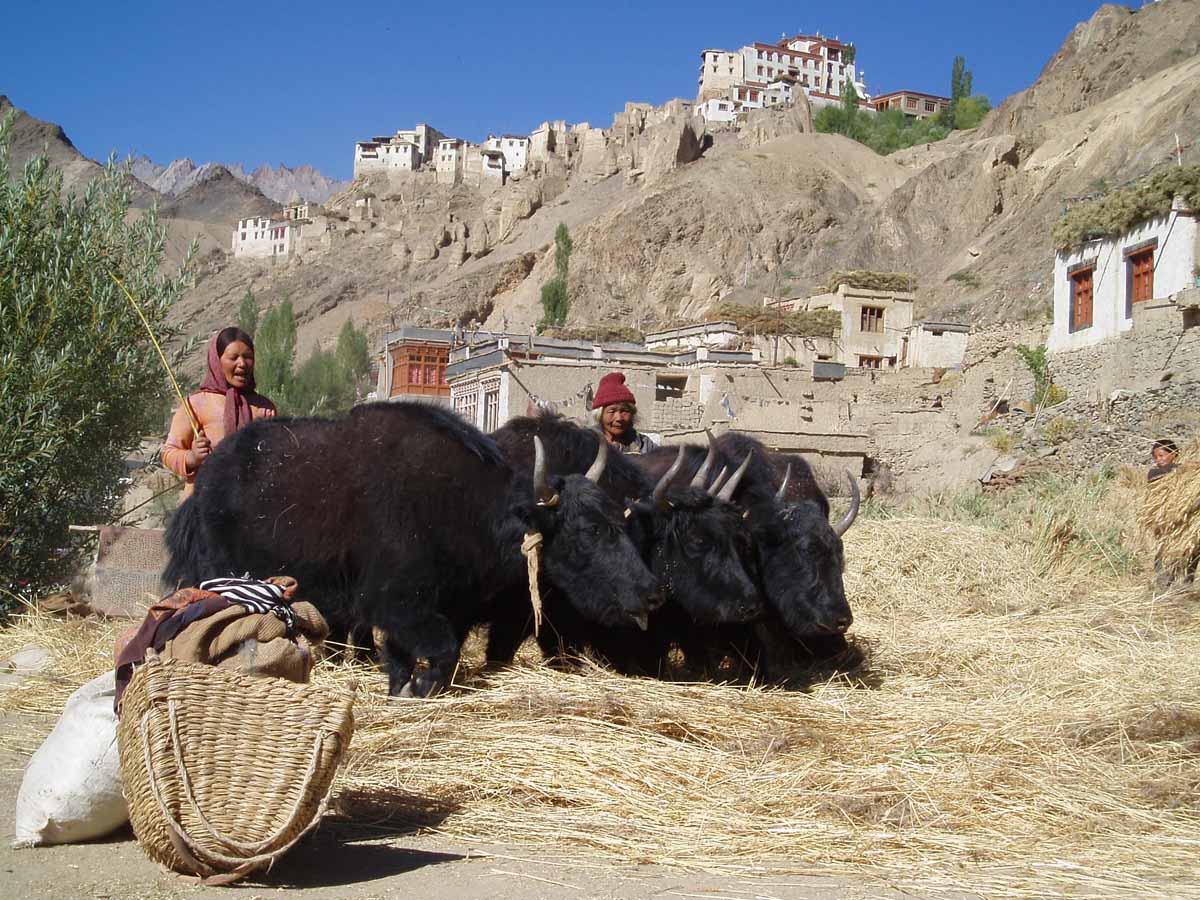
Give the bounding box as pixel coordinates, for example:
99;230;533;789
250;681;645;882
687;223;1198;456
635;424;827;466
13;670;128;846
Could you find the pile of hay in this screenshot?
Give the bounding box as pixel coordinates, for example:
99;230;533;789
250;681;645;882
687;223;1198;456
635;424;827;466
3;513;1199;897
823;270;917;294
1053;165;1200;253
539;325;645;345
704;302;840;338
1138;440;1200;565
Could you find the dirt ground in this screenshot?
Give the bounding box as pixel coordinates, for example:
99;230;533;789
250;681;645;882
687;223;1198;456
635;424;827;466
2;713;979;900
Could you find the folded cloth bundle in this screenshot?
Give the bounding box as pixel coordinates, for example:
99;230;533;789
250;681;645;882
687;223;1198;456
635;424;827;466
115;575;328;711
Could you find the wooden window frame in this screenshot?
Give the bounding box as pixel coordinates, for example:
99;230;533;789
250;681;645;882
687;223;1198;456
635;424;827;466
1124;239;1157;316
857;355;883;369
860;305;885;333
1068;263;1094;333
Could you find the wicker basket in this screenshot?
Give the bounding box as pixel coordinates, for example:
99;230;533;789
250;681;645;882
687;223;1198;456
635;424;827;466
118;650;353;884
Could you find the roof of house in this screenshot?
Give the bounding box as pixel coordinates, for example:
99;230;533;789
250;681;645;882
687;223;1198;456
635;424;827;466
872;90;952;103
750;42;820;61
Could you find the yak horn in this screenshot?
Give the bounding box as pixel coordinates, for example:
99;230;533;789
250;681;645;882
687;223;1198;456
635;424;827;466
585;435;608;483
716;452;752;502
690;443;718;489
707;466;729;496
532;436;555;504
833;472;860;536
653;446;686;509
775;463;792;501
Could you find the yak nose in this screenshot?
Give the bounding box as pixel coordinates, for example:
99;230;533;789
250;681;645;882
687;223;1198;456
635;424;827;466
832;614;853;633
646;592;667;611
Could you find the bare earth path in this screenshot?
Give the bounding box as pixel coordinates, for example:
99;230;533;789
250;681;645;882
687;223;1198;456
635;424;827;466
2;714;975;900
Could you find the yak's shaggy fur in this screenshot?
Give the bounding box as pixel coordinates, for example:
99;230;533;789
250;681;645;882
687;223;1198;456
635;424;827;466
165;402;655;696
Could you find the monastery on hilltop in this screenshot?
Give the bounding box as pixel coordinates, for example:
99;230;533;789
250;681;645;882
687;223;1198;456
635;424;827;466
697;32;869;119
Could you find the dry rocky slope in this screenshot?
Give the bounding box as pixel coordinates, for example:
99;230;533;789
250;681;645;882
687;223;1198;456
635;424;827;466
5;0;1199;359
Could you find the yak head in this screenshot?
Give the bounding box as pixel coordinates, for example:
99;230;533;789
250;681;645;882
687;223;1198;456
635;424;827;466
743;467;859;638
631;445;763;624
527;437;660;630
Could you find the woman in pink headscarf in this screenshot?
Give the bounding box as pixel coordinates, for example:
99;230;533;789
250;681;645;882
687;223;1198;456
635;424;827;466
161;327;277;497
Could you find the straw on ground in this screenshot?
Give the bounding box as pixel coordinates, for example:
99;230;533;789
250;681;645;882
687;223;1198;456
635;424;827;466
2;483;1198;899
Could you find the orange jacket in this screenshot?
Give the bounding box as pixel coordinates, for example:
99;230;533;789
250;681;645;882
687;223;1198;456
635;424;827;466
161;392;276;497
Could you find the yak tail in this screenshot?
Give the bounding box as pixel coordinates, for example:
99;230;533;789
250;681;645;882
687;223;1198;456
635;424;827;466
162;496;209;591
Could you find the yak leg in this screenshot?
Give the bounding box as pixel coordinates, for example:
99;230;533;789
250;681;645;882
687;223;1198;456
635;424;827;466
484;606;533;667
360;562;463;698
376;608;460;698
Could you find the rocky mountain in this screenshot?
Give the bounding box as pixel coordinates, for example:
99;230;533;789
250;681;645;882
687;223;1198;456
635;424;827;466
1;94;104;194
8;0;1200;365
129;155;346;203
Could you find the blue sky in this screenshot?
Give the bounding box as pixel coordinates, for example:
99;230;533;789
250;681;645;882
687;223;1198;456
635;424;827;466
2;0;1113;180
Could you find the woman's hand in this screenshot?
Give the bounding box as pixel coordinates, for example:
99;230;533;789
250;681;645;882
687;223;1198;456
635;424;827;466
186;432;212;471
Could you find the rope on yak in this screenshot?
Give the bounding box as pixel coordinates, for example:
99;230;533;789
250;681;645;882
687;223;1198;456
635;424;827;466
520;531;546;636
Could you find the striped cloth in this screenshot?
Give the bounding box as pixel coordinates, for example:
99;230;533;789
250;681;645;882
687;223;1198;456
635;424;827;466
198;576;297;634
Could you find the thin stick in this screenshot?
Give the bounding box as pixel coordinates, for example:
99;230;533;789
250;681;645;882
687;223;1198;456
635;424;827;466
109;272;202;440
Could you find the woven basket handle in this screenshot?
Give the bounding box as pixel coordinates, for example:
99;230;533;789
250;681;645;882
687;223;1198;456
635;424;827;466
138;699;339;884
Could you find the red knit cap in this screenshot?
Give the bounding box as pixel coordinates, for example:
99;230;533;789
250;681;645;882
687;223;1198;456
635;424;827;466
592;372;636;409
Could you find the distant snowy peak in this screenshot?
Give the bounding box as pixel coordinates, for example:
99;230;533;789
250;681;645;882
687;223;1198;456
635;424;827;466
128;155;347;203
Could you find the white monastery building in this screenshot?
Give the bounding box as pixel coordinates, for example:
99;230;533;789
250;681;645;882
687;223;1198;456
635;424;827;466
232;202;332;260
698;32;869;115
353;123;448;178
1048;195;1198;352
484;135;531;173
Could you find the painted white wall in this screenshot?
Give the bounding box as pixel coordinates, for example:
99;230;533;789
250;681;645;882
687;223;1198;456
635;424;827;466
696;98;736;122
232;215;295;259
1048;203;1197;353
907;327;968;368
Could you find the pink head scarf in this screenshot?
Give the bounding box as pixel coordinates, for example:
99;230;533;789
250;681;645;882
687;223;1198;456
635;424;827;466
198;330;268;436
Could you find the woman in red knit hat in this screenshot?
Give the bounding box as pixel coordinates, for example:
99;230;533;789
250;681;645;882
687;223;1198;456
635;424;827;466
591;372;658;454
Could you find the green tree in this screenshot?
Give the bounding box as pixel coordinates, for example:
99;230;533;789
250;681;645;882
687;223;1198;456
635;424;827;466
953;95;991;130
255;300;297;407
950;56;968;102
0;114;191;602
334;319;371;384
290;350;355;416
237;288;259;337
540;223;573;328
939;56;989;131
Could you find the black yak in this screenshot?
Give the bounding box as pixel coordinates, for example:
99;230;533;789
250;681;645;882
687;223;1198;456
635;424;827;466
633;432;859;680
484;415;762;672
163;402;656;696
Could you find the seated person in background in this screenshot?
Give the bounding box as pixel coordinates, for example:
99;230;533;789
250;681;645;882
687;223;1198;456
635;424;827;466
162;327;276;497
591;372;658;455
1145;438;1197;591
1147;439;1179;483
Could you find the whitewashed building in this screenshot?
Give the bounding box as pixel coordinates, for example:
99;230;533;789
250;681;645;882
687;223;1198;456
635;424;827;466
1048;195;1199;352
903;322;970;368
231;202;331;260
484;135;530;173
232;214;294;259
435;138;467;185
645;321;740;351
698;33;869;112
769;283;916;369
696;98;736;123
353;123;448;178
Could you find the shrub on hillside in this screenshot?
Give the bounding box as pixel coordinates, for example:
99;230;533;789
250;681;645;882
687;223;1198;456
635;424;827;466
0;114;191;604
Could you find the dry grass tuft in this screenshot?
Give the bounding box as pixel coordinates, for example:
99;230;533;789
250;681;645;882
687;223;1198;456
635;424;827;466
3;502;1200;896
